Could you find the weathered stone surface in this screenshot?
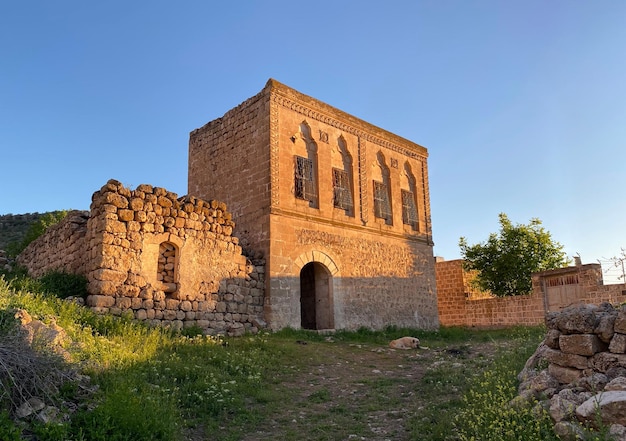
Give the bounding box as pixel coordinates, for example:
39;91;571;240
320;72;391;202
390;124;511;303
606;377;626;391
87;294;115;308
595;309;617;343
550;393;579;423
610;333;626;354
93;268;127;283
553;421;586;441
555;304;600;334
37;406;60;424
573;373;608;393
616;312;626;334
16;397;45;419
610;424;626;441
544;347;589;370
518;368;559;397
518;305;626;437
559;333;606;356
545;329;561;349
576;391;626;426
549;363;583;384
590;352;626;373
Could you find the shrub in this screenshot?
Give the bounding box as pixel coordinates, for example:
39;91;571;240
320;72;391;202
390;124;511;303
0;410;21;441
39;271;88;299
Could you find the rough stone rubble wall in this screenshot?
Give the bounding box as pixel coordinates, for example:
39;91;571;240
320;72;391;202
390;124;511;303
17;211;90;278
543;303;626;385
517;303;626;437
17;179;266;336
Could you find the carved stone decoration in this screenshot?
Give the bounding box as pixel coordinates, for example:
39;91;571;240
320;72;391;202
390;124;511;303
358;136;368;224
318;130;329;143
270;93;427;161
420;160;433;245
270;97;280;207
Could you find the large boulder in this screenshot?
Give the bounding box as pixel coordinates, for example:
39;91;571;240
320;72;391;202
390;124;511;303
576;391;626;426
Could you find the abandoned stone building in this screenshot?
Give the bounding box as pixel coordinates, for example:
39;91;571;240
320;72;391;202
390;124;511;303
189;79;439;331
17;79;439;333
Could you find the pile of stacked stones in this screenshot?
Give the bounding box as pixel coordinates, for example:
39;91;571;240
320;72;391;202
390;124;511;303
90;179;236;237
86;179;265;336
516;302;626;440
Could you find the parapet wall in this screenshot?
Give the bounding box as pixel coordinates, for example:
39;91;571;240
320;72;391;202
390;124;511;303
436;259;626;328
17;179;266;336
436;259;545;327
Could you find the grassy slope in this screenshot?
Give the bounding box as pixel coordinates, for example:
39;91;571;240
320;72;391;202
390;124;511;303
2;274;597;441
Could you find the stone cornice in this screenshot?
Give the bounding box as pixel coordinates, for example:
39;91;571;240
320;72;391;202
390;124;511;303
265;79;428;161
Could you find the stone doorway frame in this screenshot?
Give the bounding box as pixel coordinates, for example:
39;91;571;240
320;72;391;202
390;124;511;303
294;251;339;331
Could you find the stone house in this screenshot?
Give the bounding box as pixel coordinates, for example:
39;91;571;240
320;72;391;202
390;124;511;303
189;79;439;331
17;79;439;333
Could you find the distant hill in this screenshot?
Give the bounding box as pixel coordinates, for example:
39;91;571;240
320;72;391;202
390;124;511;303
0;212;57;249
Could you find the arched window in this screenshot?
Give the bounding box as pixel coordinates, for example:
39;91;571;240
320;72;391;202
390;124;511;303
401;162;419;231
373;152;393;225
293;121;319;208
332;136;354;216
158;241;178;293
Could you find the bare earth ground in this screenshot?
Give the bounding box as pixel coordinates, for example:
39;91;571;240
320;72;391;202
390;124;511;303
222;338;503;441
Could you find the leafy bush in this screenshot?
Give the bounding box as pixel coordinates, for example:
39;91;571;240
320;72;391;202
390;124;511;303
0;410;21;441
459;213;569;296
39;271;88;299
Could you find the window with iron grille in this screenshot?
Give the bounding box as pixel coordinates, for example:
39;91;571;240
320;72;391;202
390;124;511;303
401;189;418;230
373;181;392;223
333;168;353;212
294;156;315;201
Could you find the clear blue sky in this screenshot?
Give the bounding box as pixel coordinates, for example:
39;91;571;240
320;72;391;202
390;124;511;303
2;1;625;279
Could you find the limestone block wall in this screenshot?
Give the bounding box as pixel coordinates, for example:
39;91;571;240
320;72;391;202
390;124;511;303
265;221;438;331
17;179;266;336
435;260;469;326
188;79;438;332
436;259;546;327
533;264;626;309
17;211;90;277
188;85;272;259
437;260;626;328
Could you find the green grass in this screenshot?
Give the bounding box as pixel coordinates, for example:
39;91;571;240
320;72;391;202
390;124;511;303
0;271;615;441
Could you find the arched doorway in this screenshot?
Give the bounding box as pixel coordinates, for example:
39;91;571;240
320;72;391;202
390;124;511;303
300;262;333;330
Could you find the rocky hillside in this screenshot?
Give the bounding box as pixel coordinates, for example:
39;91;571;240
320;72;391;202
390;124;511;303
0;212;63;249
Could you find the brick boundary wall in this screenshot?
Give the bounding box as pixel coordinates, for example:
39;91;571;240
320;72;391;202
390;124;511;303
436;259;545;327
17;179;266;336
437;259;626;328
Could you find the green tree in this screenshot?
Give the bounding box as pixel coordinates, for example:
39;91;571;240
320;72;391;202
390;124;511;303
459;213;570;297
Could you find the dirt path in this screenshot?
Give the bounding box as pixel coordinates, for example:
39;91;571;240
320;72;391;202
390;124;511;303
238;338;499;441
